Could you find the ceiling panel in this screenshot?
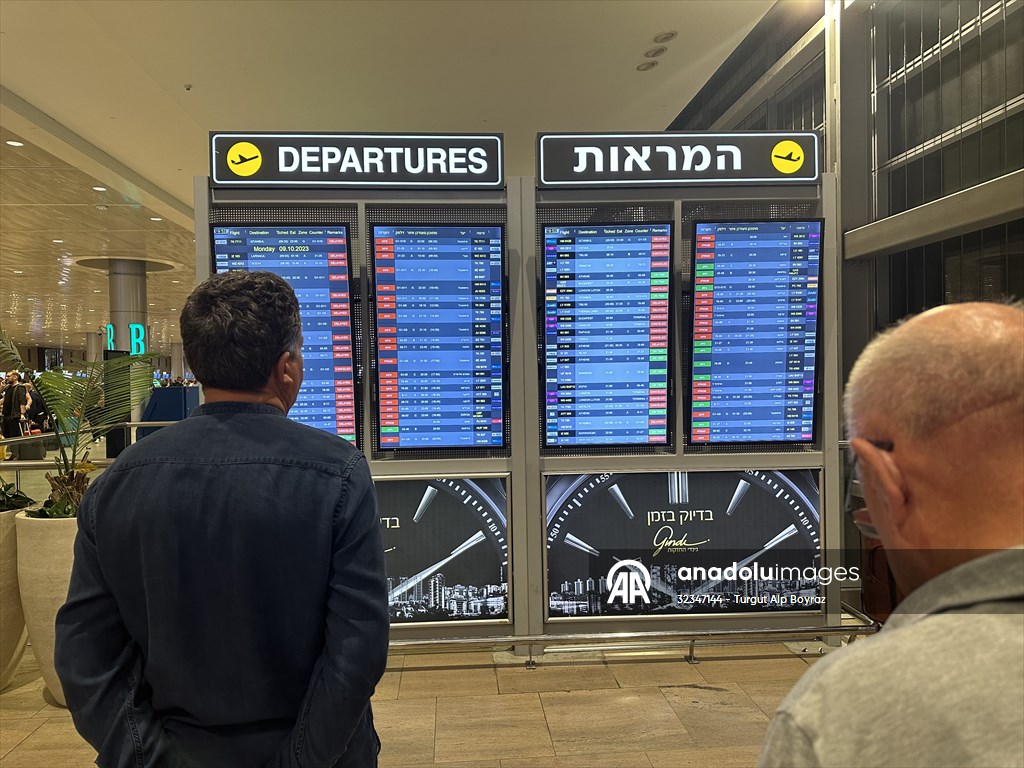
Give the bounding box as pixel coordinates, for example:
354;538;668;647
0;0;778;354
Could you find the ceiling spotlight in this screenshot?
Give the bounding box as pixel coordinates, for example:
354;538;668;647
95;204;109;211
6;140;26;147
636;61;658;72
13;270;23;274
644;47;667;59
150;217;163;222
93;289;102;293
171;280;180;284
92;186;107;192
52;239;63;244
653;31;677;44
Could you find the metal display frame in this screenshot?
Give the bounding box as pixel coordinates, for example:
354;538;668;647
194;168;842;648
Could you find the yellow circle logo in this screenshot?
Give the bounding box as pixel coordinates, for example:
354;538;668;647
770;140;805;174
226;141;262;177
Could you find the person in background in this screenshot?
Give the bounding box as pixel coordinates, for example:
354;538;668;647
55;271;389;768
23;380;46;431
1;369;28;445
759;301;1024;767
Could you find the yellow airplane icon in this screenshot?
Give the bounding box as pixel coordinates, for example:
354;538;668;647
771;140;805;174
226;141;262;177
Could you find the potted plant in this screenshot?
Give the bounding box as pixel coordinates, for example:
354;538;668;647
0;479;34;689
0;328;153;705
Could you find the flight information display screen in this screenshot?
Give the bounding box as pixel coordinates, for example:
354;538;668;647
688;220;823;444
372;224;506;450
212;225;358;445
542;223;672;447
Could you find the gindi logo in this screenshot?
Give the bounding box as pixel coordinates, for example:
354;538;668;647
606;560;651;605
770;140;805;174
226;141;263;177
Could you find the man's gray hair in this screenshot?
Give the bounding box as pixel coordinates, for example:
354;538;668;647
844;300;1024;441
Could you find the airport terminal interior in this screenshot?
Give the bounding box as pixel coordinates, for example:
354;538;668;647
1;0;1022;766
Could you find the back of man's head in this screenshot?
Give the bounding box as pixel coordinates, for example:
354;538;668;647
844;301;1023;559
845;301;1023;442
180;271;302;391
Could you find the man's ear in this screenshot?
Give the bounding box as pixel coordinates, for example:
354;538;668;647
851;437;910;535
273;349;299;386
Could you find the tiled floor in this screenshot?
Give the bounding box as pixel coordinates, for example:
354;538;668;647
1;641;832;767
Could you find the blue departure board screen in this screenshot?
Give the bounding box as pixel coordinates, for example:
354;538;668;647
212;225;358;445
542;223;672;447
688;220;823;444
372;225;506;450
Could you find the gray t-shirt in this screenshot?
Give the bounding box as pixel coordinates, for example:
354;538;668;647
759;548;1024;768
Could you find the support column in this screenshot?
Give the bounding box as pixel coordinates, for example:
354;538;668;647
85;329;105;363
108;259;148;353
170;342;184;379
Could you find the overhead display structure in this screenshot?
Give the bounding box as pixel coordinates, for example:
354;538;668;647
197;132;519;642
531;131;844;634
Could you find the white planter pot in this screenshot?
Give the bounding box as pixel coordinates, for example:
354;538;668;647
0;508;29;690
15;510;77;707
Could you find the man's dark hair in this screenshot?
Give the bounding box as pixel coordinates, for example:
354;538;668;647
180;271;302;391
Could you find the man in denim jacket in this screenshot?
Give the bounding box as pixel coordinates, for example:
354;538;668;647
56;271;389;767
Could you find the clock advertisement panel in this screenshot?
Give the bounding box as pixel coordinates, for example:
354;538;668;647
377;477;508;624
546;470;826;617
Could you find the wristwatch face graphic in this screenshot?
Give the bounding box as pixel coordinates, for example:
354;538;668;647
376;476;508;623
545;469;821;616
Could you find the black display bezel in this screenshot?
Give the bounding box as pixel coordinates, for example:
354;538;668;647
539;221;675;451
209;223;362;449
368;223;511;454
685;218;825;448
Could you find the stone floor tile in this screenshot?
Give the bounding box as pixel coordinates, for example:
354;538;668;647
374;697;437;768
398;666;498;699
647;744;764;767
0;717;44;759
541;687;693;756
373;670;401;701
737;679;800;719
606;659;706;688
0;717;94;767
692;655;811;684
496;661;618;694
660;681;770;747
502;754;654;767
434;693;553;764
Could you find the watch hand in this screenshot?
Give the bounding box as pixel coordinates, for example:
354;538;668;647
688;524;799;596
388;531;485;601
606;483;634;519
668;471;688;505
725;479;750;516
413;485;438;522
564;533;599;556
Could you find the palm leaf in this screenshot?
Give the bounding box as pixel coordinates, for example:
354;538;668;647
1;325;155;513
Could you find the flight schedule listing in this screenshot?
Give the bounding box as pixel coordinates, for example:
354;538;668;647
212;225;357;444
543;223;671;447
373;225;505;449
690;220;822;444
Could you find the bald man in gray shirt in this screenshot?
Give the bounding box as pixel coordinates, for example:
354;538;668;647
759;301;1024;768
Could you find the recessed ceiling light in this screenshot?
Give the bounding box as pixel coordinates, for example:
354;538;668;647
93;289;102;293
150;217;163;222
644;47;667;59
89;309;95;312
13;270;23;274
148;303;155;306
52;239;63;243
636;61;658;72
5;140;25;147
652;31;677;44
92;186;107;192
